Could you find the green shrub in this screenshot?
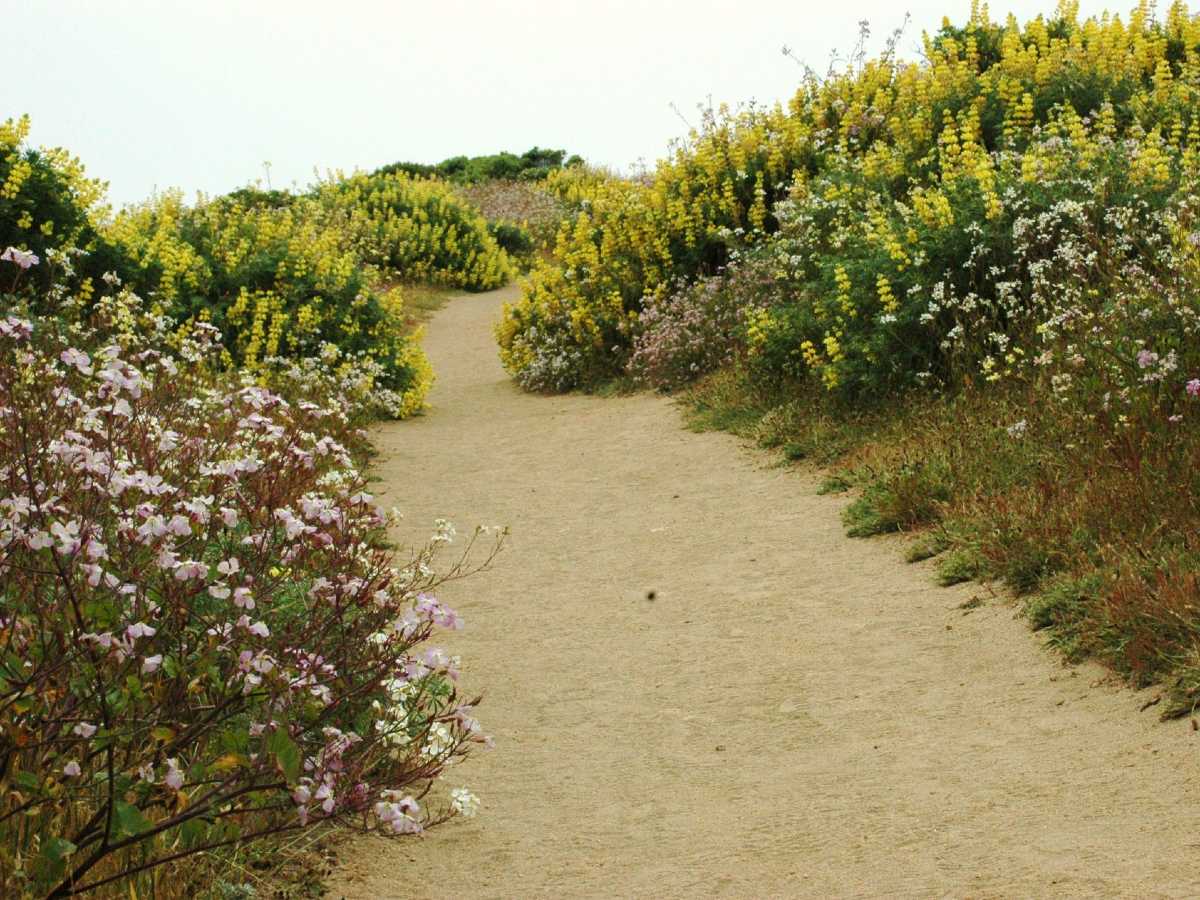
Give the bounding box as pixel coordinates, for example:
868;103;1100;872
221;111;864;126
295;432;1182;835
842;459;952;537
375;146;573;184
935;548;986;586
488;219;534;257
905;531;950;563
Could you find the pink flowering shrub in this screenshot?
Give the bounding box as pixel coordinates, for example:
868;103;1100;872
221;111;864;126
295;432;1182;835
628;257;778;390
0;270;498;895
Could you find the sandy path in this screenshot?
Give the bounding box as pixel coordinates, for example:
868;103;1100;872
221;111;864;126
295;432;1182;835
331;285;1200;899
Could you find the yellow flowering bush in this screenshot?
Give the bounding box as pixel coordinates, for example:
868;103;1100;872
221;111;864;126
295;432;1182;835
742;1;1200;396
0;115;128;299
107;189;433;417
664;3;1200;716
1;122;454;418
320;171;512;291
498;105;811;388
498;1;1200;393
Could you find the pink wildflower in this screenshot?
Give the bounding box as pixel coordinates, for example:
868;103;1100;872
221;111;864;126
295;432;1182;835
0;246;39;269
126;622;156;640
60;348;93;375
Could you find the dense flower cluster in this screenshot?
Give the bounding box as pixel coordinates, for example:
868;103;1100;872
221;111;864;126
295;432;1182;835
0;115;126;301
106;189;433;417
2;118;530;420
498;2;1200;396
0;121;515;893
495;172;664;389
321;171;512;291
496;114;807;388
628;258;776;390
0;265;498;895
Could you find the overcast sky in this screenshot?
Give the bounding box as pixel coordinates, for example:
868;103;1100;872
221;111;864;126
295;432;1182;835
7;0;1120;206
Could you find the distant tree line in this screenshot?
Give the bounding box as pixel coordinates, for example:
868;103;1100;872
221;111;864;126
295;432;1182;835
374;147;583;183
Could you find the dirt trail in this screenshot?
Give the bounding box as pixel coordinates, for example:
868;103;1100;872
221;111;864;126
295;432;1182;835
331;285;1200;899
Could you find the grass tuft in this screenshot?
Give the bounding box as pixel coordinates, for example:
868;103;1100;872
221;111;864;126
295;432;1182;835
906;531;950;563
936;548;986;587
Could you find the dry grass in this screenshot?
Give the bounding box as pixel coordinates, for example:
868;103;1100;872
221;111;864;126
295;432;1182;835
682;365;1200;719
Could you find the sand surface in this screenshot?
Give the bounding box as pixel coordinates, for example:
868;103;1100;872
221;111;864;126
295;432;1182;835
330;285;1200;899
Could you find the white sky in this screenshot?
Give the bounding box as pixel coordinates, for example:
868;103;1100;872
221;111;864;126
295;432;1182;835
7;0;1120;206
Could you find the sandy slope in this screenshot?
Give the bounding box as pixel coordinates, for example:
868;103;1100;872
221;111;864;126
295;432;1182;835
330;285;1200;899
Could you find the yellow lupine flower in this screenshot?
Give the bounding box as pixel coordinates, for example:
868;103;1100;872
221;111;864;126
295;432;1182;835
876;275;899;314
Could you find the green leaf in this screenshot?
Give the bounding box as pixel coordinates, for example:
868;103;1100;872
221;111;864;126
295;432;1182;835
218;725;249;753
34;836;78;883
180;817;210;849
210;753;247;773
150;725;176;743
113;800;152;838
266;728;301;783
12;770;40;791
43;837;77;862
